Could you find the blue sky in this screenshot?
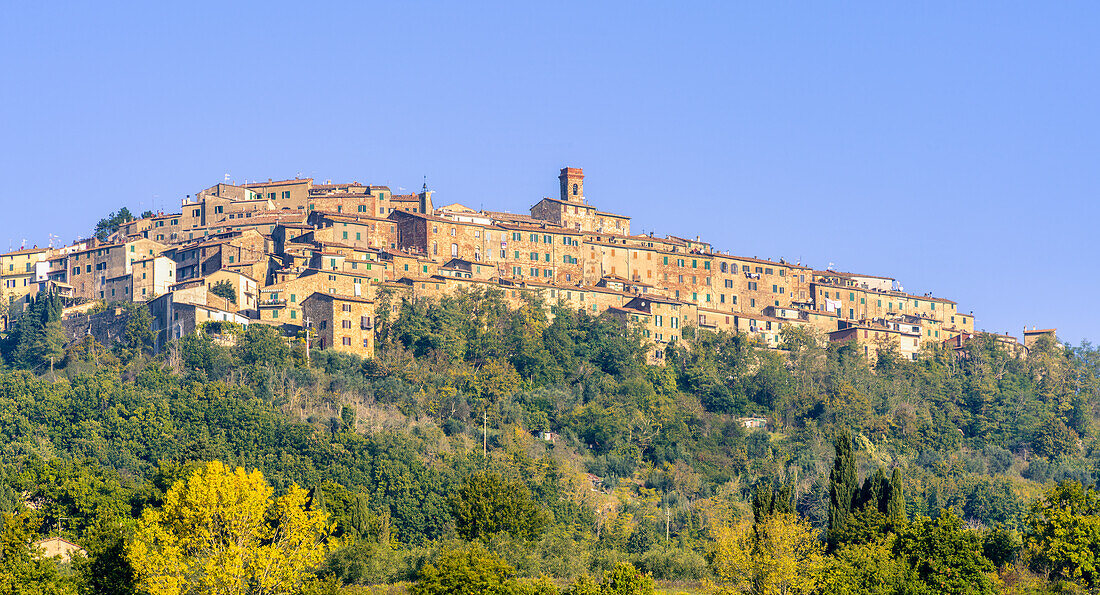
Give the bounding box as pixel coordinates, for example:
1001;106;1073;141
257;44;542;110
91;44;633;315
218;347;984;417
2;3;1098;344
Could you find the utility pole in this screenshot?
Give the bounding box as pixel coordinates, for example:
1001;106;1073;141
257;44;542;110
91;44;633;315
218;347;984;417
56;516;71;539
304;316;312;367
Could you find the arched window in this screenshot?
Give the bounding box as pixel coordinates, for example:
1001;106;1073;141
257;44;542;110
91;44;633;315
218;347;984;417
451;243;458;257
572;183;578;196
720;262;728;273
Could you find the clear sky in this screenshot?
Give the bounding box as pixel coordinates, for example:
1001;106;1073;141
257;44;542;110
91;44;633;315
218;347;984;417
2;3;1098;344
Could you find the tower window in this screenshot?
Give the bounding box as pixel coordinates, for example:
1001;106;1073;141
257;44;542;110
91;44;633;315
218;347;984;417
572;183;578;196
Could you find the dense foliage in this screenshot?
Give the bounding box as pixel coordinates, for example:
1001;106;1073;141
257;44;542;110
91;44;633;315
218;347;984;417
1;287;1100;593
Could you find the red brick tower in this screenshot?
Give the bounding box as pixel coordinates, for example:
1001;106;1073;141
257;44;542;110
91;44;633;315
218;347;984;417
559;167;585;204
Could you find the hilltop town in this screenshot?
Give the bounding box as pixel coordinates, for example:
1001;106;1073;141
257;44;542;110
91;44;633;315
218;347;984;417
0;167;1052;362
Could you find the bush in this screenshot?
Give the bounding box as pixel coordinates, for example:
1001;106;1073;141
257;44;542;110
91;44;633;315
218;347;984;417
408;542;514;595
629;545;708;580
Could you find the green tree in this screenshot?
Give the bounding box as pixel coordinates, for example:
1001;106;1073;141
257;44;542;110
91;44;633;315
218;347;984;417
1024;481;1100;588
94;207;135;241
0;510;78;594
237;323;292;370
893;510;996;595
409;542;515;595
210;280;237;305
815;538;910;595
116;303;154;363
828;431;858;547
887;468;906;526
566;562;655;595
449;472;548;542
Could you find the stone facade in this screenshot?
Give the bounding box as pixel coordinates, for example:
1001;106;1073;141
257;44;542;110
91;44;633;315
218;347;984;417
302;293;375;358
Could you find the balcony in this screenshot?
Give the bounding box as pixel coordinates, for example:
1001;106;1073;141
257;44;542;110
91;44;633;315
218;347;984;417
258;298;287;307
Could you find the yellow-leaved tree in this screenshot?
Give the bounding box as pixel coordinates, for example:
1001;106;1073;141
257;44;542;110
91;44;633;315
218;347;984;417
710;512;823;595
128;461;333;595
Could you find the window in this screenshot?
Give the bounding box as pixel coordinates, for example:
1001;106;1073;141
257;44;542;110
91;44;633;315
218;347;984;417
692;259;697;268
663;256;668;265
342;320;352;329
282;191;290;199
530;252;538;261
451;244;458;257
572;183;578;195
342;337;351;346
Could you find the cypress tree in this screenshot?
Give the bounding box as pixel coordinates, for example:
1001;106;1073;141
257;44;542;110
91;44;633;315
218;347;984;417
828;430;857;546
887;467;906;526
857;468;888;513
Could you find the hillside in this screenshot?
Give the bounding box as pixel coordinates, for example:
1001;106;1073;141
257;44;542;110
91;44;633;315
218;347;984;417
1;288;1100;593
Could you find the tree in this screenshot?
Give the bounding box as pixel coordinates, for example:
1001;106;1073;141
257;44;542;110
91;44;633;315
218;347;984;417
1024;481;1100;588
210;280;237;305
815;538;910;595
0;510;78;594
2;291;66;371
237;323;292;371
893;510;996;595
127;461;333;595
828;431;858;547
409;542;515;595
710;512;823;595
449;472;548;542
94;207;134;241
116;303;154;363
887;468;906;526
566;562;655;595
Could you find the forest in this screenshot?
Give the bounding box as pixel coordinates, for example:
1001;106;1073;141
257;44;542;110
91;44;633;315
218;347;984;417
2;288;1100;594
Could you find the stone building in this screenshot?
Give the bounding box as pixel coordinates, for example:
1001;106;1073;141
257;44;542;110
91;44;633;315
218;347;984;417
301;293;375;358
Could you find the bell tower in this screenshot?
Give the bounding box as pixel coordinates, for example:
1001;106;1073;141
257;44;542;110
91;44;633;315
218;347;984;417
559;167;585;203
